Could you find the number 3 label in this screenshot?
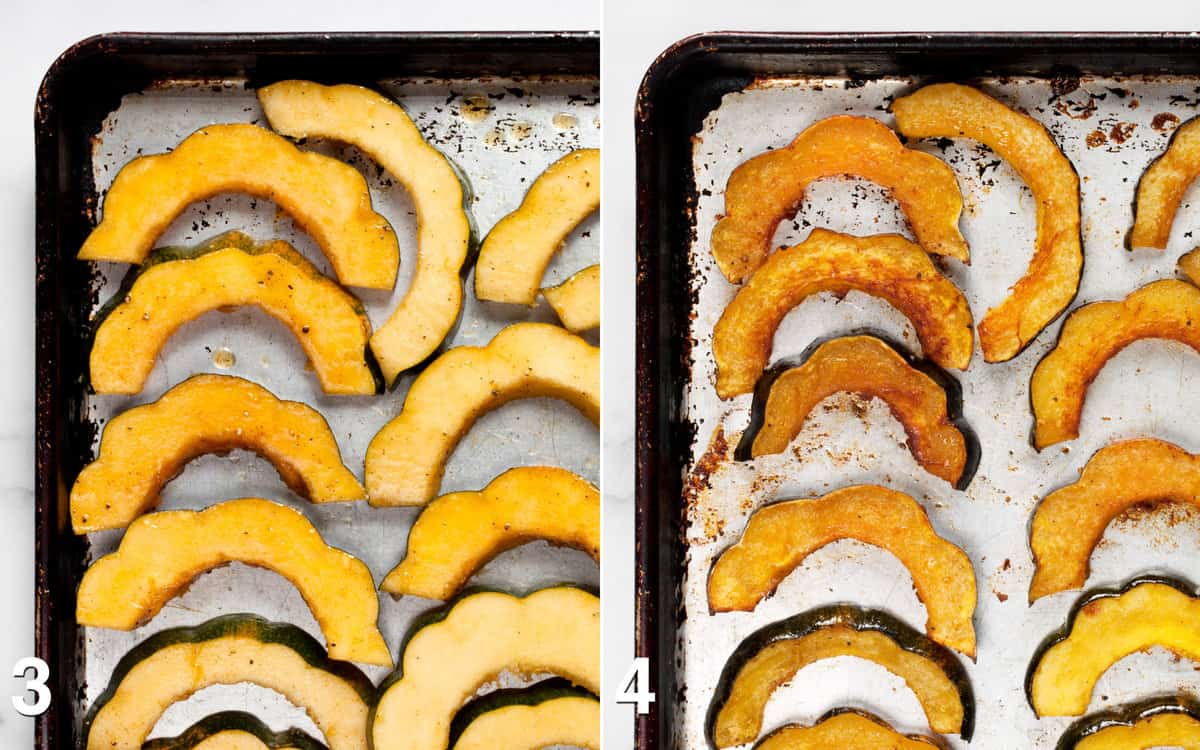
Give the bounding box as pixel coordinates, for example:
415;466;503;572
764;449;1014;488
12;657;50;717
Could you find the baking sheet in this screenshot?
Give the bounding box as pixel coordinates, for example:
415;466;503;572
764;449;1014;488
679;75;1200;749
80;75;599;740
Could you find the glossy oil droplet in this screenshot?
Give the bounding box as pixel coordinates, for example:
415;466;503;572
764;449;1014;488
212;348;236;369
552;112;578;130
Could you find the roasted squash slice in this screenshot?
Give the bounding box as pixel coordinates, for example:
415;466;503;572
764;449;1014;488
78;123;398;289
365;322;599;506
370;586;600;750
712;229;973;398
1029;438;1200;601
71;374;362;533
1057;696;1200;750
77;498;390;667
753;709;944;750
258;81;476;383
543;264;600;333
736;334;976;488
708;486;977;657
710;115;968;283
90;237;377;395
142;712;326;750
382;466;599;600
449;679;600;750
893;83;1083;362
1028;577;1200;717
1030;279;1200;449
707;605;974;748
475;149;600;305
83;614;374;750
1130;115;1200;250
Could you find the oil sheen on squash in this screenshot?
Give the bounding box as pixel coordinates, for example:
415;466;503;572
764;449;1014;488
1130;115;1200;250
753;710;944;750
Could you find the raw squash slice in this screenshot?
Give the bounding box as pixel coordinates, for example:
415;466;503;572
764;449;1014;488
82;614;374;750
1130;115;1200;250
365;323;599;506
737;334;976;488
258;81;476;383
710;115;969;284
753;709;944;750
543;264;600;333
90;238;377;395
370;586;600;750
708;486;977;657
893;83;1083;362
77;498;391;667
78;123;398;289
1057;696;1200;750
381;466;599;600
712;229;973;398
707;605;974;748
70;374;362;533
1028;577;1200;717
142;712;326;750
474;149;600;305
1030;279;1200;449
449;679;600;750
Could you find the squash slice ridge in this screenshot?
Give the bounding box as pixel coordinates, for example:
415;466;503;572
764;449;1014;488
543;263;600;333
448;679;600;750
1056;696;1200;750
1130;115;1200;250
753;709;945;750
142;711;327;750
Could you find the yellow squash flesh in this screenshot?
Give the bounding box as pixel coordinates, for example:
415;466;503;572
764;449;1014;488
754;712;942;750
1075;712;1200;750
543;264;600;333
453;696;600;750
1130;115;1200;250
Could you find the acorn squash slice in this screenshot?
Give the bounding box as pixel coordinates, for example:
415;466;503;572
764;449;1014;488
90;238;377;395
1027;577;1200;717
370;586;600;750
365;322;599;506
258;81;476;383
78;123;398;289
708;486;977;657
448;679;600;750
1029;438;1200;601
381;466;599;600
736;334;977;488
753;709;945;750
474;149;600;305
77;498;390;667
712;229;973;398
142;712;326;750
1130;115;1200;250
1057;696;1200;750
710;114;969;284
707;605;974;748
71;374;362;533
543;264;600;333
1030;279;1200;449
82;614;374;750
893;83;1083;362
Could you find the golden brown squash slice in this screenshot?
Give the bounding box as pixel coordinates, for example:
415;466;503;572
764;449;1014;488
71;374;362;533
474;149;600;305
753;710;944;750
712;229;973;398
543;264;600;333
1058;696;1200;750
1130;116;1200;250
365;322;599;506
90;239;376;396
707;605;974;748
381;466;599;599
78;123;398;289
708;485;977;657
1030;279;1200;449
1030;439;1200;602
737;335;976;488
1028;577;1200;717
710;115;968;283
258;81;476;383
893;83;1083;362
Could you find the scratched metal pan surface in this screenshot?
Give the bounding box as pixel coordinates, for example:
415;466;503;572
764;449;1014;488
35;32;598;750
635;33;1200;750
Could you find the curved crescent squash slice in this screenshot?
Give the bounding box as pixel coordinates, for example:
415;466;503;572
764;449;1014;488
475;149;600;305
71;374;362;533
366;322;599;506
737;335;976;488
707;605;974;748
754;710;945;750
1058;696;1200;750
449;679;600;750
713;229;973;398
258;81;476;383
709;486;977;657
1130;115;1200;250
142;712;327;750
1030;279;1200;449
893;83;1083;362
382;466;599;599
710;115;968;283
543;264;600;333
83;614;374;750
90;239;376;396
1028;577;1200;717
370;587;600;750
78;123;398;289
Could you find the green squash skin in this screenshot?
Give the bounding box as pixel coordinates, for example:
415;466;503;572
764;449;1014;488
1055;694;1200;749
753;707;950;750
446;677;598;748
141;711;327;750
705;604;976;747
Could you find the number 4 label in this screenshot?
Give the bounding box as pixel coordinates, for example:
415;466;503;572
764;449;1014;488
12;657;50;717
615;656;655;715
